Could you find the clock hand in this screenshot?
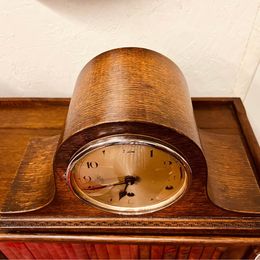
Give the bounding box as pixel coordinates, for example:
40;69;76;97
119;176;139;200
84;175;140;191
119;183;129;200
84;181;126;191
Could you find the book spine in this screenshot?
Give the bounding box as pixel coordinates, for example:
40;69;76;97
106;244;121;259
0;242;23;259
163;245;178;259
71;243;90;259
129;245;139;259
139;245;151;259
200;246;215;259
94;244;109;259
188;246;203;259
151;245;164;259
177;246;191;259
85;244;98;259
119;245;131;259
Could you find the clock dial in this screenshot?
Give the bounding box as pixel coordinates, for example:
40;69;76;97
66;136;191;214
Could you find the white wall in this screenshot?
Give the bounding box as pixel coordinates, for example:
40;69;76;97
244;63;260;143
0;0;259;142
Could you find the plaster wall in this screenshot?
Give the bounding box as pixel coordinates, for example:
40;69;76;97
0;0;259;141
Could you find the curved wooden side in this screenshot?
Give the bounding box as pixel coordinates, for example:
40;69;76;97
0;136;59;214
200;130;260;213
63;47;200;145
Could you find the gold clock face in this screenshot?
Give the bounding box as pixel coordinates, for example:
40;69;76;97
66;136;191;214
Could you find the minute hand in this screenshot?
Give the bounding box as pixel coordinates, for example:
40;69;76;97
84;181;126;191
84;175;139;191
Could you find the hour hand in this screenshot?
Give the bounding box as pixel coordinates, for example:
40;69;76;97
119;190;128;200
119;175;139;200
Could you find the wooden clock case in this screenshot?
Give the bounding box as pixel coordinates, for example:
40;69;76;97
0;48;259;259
54;47;207;208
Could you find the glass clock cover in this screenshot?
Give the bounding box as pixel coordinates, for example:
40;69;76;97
66;136;191;215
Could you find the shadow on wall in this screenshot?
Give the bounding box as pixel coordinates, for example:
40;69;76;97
37;0;144;23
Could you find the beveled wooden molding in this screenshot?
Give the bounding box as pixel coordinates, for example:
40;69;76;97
0;233;259;246
1;217;259;236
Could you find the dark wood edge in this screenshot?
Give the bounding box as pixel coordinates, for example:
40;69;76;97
232;98;260;176
0;98;70;107
0;233;259;245
0;97;236;105
191;97;239;103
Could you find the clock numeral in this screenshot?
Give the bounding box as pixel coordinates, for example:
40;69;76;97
180;167;183;179
123;149;135;154
86;161;98;168
102;150;105;155
150;150;154;158
83;176;91;181
163;160;172;166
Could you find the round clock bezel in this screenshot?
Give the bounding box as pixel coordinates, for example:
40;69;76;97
65;135;192;215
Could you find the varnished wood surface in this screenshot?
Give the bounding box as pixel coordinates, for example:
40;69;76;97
0;98;259;241
55;48;207;195
63;48;200;145
201;129;260;213
0;136;59;213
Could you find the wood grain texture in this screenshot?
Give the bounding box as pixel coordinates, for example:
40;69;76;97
0;98;259;248
200;129;260;213
0;136;59;213
54;48;207;190
63;48;200;144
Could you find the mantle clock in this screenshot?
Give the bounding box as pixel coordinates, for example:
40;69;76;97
0;48;259;259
